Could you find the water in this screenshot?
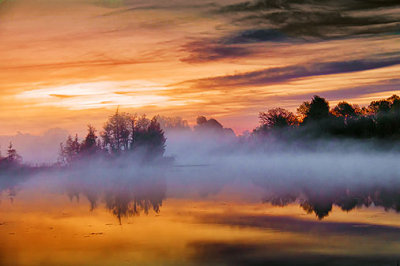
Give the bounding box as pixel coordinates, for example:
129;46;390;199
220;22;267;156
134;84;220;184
1;169;400;266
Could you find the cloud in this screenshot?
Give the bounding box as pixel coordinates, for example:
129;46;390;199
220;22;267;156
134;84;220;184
98;2;218;16
219;0;400;14
176;0;399;62
49;94;80;99
218;0;400;40
181;55;400;88
224;28;291;44
269;79;400;103
178;0;400;64
181;40;253;63
0;58;159;71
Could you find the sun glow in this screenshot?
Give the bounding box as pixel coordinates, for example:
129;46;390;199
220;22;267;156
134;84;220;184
17;80;180;110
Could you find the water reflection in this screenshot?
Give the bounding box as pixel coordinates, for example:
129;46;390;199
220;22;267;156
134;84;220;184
0;167;32;202
2;183;400;265
189;240;399;266
5;171;400;222
2;196;400;266
263;186;400;219
3;162;400;222
64;170;166;223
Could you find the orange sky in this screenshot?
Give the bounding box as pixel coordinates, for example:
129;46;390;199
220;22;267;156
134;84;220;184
1;0;399;135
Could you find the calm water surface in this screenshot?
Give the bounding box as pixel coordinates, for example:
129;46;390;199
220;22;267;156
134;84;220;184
1;171;400;266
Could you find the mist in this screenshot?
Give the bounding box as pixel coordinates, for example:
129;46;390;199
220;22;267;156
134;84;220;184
2;99;400;222
0;128;68;164
3;127;400;222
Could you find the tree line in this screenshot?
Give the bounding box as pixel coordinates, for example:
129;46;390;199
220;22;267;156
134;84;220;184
59;110;166;165
1;94;400;167
254;94;400;139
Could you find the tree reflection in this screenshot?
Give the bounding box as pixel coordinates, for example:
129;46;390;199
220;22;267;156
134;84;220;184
65;172;166;224
103;181;165;224
0;167;36;202
263;186;400;219
300;201;333;220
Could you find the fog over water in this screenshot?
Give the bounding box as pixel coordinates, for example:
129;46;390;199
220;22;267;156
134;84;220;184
2;130;400;266
2;129;400;222
0;128;68;164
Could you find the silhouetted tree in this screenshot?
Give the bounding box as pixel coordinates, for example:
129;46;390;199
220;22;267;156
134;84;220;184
59;134;80;164
370;95;400;137
253;94;400;139
134;117;166;157
80;125;99;155
332;102;357;118
196;116;207;126
194;116;235;138
127;114;137;150
389;95;400;111
101;110;133;153
369;99;391;114
297;101;310;122
195;116;223;131
304;95;330;122
258;108;297;130
59;109;169;165
133;115;150;147
346;116;376;138
6;142;21;165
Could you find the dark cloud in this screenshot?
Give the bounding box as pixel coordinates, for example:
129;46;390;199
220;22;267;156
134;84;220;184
225;29;291;44
219;0;299;13
181;40;253;63
219;0;400;13
98;2;218;16
183;55;400;88
180;1;400;62
218;0;400;40
270;79;400;103
343;0;400;11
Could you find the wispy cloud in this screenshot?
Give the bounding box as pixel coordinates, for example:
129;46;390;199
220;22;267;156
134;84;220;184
181;39;253;63
98;2;218;16
1;0;400;134
181;55;400;88
16;81;181;110
218;0;400;40
178;0;400;62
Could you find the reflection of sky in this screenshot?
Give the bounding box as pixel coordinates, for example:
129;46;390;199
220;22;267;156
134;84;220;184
3;146;400;220
1;192;400;266
0;0;399;134
3;151;400;265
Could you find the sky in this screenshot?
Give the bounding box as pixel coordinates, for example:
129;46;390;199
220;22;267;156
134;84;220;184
1;0;399;135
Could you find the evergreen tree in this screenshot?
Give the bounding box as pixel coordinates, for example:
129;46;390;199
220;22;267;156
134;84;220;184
6;142;21;164
81;125;98;154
